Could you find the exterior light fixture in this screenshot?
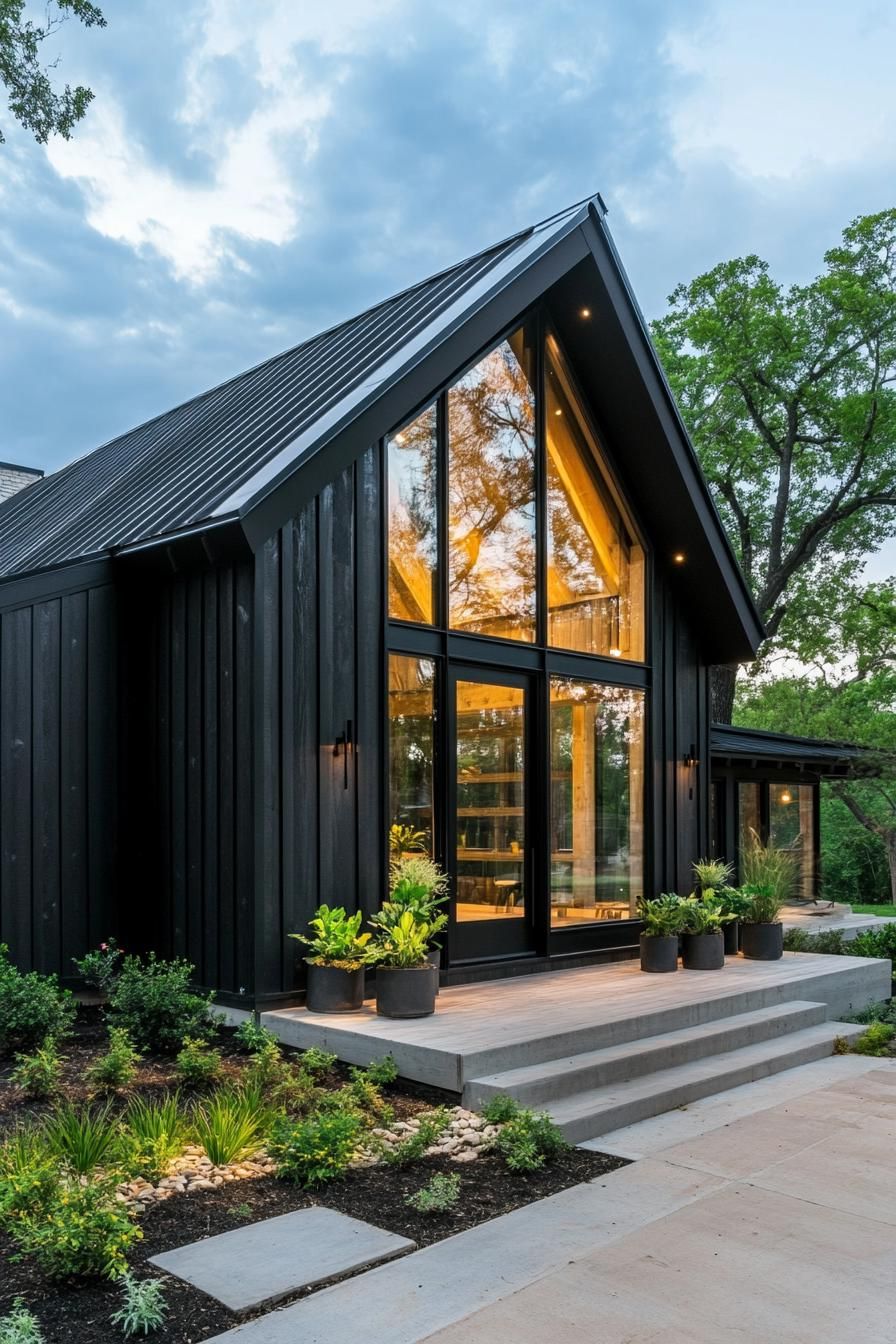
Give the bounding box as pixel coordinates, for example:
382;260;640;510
333;719;353;789
684;743;699;769
580;307;591;319
672;552;686;565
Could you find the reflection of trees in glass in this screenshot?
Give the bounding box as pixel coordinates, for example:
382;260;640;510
448;333;536;640
388;656;435;852
388;405;438;623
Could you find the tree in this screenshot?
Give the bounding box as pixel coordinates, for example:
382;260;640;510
737;582;896;902
651;210;896;721
0;0;105;145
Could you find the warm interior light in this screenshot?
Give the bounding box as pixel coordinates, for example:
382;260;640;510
580;307;591;319
609;647;622;658
672;552;686;564
554;407;563;416
394;432;406;446
780;788;793;805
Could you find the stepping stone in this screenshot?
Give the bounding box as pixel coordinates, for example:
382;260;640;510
149;1207;415;1314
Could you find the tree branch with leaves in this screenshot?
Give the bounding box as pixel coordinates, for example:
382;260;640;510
0;0;105;145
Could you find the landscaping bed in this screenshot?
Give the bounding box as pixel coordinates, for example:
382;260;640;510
0;948;627;1344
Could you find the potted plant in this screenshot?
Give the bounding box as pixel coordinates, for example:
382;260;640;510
638;894;684;973
739;883;785;960
288;905;371;1013
692;859;743;953
374;855;450;975
366;912;440;1018
680;893;733;970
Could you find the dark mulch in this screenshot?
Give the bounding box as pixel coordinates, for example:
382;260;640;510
0;1149;625;1344
1;1005;628;1343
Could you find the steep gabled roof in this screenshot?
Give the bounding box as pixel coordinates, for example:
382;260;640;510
0;195;764;660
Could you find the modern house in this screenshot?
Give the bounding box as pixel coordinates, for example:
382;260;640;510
1;196;854;1011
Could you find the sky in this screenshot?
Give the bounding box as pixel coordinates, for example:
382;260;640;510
1;0;894;574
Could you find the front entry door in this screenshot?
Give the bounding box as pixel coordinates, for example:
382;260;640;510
447;665;536;962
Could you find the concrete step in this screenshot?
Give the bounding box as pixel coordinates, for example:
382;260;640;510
543;1021;866;1144
464;1001;829;1110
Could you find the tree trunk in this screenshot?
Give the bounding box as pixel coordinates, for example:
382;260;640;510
710;664;739;724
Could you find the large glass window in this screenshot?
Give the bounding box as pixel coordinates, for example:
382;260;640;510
546;335;644;659
447;330;537;642
549;678;645;925
387;405;438;624
769;782;815;901
388;655;435;857
738;782;761;853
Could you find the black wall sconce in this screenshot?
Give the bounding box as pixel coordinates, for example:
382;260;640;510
684;743;698;800
333;719;353;789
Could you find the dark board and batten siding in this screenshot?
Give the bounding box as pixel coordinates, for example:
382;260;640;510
148;562;254;1000
254;445;383;1006
0;577;117;980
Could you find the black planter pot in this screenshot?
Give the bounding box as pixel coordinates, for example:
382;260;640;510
430;944;441;996
682;931;725;970
740;922;784;961
376;964;438;1018
640;933;679;973
305;962;365;1014
723;921;740;956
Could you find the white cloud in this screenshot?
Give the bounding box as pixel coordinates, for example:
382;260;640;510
664;1;896;181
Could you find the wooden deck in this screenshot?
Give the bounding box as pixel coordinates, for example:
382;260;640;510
262;952;891;1094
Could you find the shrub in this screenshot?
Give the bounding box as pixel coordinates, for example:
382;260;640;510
783;927;847;954
72;939;125;995
845;999;896;1025
480;1094;522;1125
851;1021;895;1056
244;1047;322;1114
111;1273;168;1338
489;1108;568;1172
107;954;214;1054
0;1300;43;1344
233;1019;279;1055
43;1100;122;1176
358;1054;397;1086
851;924;896;961
11;1176;140;1280
87;1028;141;1091
11;1041;63;1099
122;1094;186;1183
301;1046;338;1075
381;1107;451;1167
0;945;76;1056
405;1172;461;1214
175;1037;223;1087
192;1086;272;1166
269;1110;362;1187
0;1127;59;1230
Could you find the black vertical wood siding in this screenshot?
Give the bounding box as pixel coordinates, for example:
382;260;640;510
253;445;384;1005
149;561;254;998
0;578;117;980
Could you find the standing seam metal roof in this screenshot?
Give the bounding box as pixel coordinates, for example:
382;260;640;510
0;216;563;578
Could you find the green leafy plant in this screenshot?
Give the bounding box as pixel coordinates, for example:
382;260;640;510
11;1041;63;1099
783;927;848;954
0;1300;44;1344
850;1021;895;1056
381;1107;451;1166
175;1037;223;1087
288;905;372;969
845;999;896;1025
0;1126;59;1230
301;1046;337;1075
639;893;686;938
42;1100;121;1176
739;883;784;926
72;939;125;995
480;1094;521;1125
365;911;437;968
740;832;797;907
11;1176;140;1280
692;858;735;893
233;1019;279;1055
111;1273;168;1337
122;1094;186;1184
87;1027;141;1091
0;944;76;1056
269;1110;362;1187
715;886;752;920
489;1108;568;1172
107;954;214;1054
389;823;428;857
358;1055;397;1086
379;855;450;928
192;1086;272;1166
680;892;734;935
405;1171;461;1213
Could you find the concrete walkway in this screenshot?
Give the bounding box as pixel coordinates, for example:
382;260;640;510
208;1056;896;1344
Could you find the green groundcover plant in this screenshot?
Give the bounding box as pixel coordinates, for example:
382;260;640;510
11;1176;141;1280
11;1042;63;1099
0;1300;44;1344
268;1110;362;1187
0;945;76;1056
87;1027;141;1091
111;1274;168;1338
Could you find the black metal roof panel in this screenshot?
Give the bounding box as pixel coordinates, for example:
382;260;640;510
0;210;578;578
711;723;874;772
